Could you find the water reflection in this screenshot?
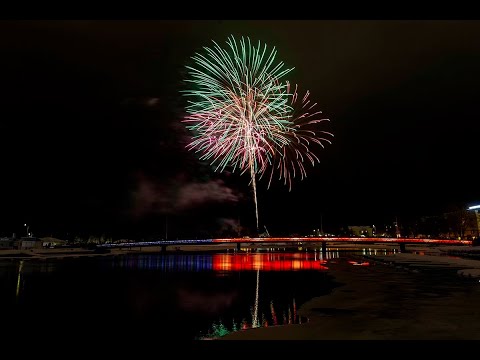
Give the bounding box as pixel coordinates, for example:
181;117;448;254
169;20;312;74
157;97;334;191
252;270;260;327
199;262;306;339
348;260;370;266
195;250;397;339
199;297;306;339
112;254;213;271
214;253;328;271
16;260;23;299
112;251;330;272
361;248;396;256
2;249;390;341
178;287;238;314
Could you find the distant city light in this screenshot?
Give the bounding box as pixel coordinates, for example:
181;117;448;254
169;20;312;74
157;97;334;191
468;205;480;210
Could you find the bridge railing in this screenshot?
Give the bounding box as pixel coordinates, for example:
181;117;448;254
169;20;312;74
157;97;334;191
212;237;472;245
97;237;472;248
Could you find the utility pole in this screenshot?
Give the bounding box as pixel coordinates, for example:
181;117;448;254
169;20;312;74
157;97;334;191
165;215;168;240
320;214;324;236
395;216;401;238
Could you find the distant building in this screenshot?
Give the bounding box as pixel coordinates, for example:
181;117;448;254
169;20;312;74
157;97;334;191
441;209;479;240
465;207;480;239
0;237;14;249
16;237;43;250
348;226;374;237
40;237;67;248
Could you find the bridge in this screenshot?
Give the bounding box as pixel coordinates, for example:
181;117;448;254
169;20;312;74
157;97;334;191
98;237;472;253
213;237;472;252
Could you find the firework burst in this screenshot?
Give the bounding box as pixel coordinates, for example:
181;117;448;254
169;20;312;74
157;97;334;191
183;35;333;231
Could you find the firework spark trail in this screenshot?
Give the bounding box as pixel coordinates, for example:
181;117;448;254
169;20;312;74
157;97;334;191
183;36;333;231
249;153;259;231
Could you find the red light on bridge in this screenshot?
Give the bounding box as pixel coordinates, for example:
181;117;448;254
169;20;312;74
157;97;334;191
212;237;472;245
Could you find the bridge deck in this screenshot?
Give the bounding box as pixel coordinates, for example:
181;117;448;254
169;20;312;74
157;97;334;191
213;237;472;245
98;237;472;248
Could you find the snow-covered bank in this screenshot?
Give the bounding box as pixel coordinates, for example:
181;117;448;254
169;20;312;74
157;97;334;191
221;250;480;340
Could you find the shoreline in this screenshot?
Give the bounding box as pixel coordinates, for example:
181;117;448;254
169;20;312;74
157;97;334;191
220;249;480;340
0;244;239;260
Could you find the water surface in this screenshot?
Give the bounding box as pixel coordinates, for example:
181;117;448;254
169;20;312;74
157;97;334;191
1;250;354;340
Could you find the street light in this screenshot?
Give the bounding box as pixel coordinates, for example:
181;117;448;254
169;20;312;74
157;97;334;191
24;224;30;237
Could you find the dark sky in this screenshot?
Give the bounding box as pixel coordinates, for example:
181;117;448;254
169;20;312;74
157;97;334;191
1;20;479;239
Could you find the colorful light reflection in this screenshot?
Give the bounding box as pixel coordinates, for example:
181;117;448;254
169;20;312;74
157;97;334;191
213;253;328;271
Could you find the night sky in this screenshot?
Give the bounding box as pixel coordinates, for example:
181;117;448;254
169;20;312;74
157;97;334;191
1;20;479;239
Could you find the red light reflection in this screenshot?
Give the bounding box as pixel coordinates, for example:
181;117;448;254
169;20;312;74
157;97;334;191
213;253;328;271
347;260;370;266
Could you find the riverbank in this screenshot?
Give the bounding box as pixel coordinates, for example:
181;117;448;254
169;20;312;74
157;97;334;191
220;249;480;340
0;243;239;260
